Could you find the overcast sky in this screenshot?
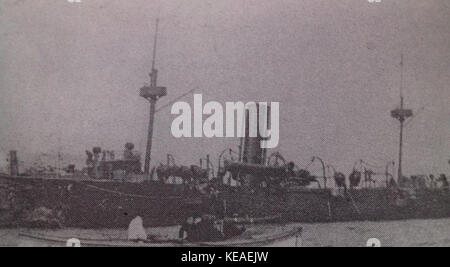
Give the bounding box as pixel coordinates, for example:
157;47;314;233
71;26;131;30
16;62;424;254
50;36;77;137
0;0;449;177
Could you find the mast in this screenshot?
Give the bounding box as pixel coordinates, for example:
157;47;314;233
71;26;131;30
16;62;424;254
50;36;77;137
397;95;405;181
391;55;413;181
151;18;159;72
140;18;167;175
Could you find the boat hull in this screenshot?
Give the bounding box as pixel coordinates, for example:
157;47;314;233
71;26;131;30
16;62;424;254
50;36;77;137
18;226;303;247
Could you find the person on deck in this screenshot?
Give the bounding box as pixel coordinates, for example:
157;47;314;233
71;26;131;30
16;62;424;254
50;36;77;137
179;215;225;242
179;216;195;240
128;216;147;242
179;215;246;242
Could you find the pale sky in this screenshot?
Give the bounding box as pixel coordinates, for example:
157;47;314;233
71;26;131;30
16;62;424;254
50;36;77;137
0;0;449;178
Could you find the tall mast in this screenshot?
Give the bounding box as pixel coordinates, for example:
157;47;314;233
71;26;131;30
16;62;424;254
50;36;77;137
151;18;159;77
140;18;167;175
391;54;412;181
400;54;404;99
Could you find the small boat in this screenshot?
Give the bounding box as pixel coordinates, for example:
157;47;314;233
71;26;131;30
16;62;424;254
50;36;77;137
19;226;303;247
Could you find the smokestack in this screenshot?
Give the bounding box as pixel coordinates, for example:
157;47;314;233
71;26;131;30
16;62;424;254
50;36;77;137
241;104;270;165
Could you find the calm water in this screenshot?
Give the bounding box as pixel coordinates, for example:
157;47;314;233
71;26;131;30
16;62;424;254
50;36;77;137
1;218;449;247
278;218;450;247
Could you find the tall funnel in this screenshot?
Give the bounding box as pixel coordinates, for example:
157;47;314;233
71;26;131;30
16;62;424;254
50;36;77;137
241;104;270;165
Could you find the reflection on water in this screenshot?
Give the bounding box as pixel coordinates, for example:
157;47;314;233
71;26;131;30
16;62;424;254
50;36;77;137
2;218;450;247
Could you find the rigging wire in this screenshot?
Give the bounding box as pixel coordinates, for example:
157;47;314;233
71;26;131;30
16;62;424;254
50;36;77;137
405;106;425;128
155;88;196;113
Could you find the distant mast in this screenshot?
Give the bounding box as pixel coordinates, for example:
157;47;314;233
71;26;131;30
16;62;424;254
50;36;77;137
391;55;413;180
140;18;167;174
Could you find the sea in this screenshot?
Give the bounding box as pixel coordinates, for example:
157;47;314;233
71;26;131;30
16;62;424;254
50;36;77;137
1;218;449;247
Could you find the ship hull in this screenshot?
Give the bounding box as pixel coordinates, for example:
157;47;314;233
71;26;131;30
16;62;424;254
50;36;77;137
0;174;205;228
1;174;450;228
221;187;450;223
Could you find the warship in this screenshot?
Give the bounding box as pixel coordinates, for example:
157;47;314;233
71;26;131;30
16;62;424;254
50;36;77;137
1;23;449;229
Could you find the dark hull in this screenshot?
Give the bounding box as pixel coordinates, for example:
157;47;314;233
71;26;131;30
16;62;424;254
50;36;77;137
0;174;205;228
221;187;450;223
1;174;450;228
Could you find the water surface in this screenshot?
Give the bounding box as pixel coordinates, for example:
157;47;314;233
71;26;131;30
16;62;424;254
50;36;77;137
1;218;449;247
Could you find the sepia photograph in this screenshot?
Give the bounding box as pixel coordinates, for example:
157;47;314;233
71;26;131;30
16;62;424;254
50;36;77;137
0;0;449;251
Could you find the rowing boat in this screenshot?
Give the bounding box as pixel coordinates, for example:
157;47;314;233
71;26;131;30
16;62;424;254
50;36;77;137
19;226;302;247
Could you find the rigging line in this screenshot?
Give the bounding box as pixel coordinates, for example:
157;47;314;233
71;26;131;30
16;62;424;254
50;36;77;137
400;54;404;99
155;88;196;113
347;190;362;217
405;106;425;128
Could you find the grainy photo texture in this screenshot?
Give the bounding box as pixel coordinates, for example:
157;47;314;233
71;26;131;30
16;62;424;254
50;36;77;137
0;0;449;248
